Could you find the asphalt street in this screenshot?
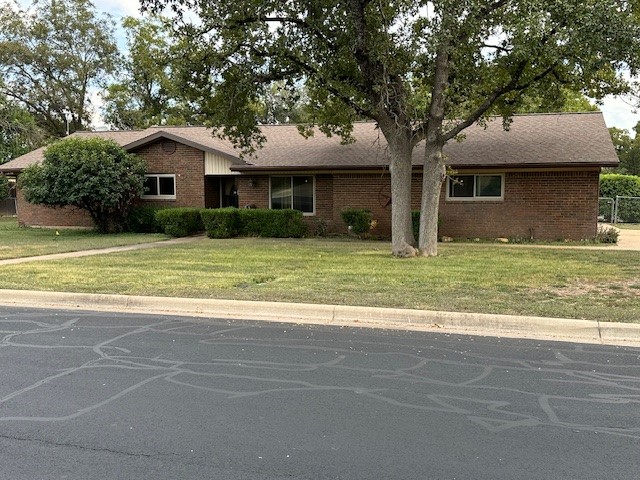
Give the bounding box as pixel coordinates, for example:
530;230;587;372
0;306;638;480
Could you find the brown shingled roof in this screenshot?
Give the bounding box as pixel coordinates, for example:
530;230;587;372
244;112;618;169
0;112;618;173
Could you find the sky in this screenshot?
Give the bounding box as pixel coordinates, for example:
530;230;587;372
14;0;640;133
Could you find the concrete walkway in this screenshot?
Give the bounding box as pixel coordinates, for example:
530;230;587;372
0;234;205;266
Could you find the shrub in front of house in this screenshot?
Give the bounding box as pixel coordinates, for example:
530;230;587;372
595;225;619;244
201;208;306;238
155;207;204;237
200;208;241;238
127;205;166;233
239;209;307;238
599;173;640;222
19;137;146;233
341;208;374;237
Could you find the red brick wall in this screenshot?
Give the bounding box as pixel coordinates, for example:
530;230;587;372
236;176;269;208
333;173;392;235
236;169;599;240
132;140;205;208
437;170;600;240
15;189;94;228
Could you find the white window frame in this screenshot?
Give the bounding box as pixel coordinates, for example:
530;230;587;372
269;175;316;216
446;174;504;201
142;174;176;200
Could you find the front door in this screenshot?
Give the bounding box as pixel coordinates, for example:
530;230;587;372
221;177;238;208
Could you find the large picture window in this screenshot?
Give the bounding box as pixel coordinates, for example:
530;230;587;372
270;176;314;214
142;174;176;200
447;174;503;200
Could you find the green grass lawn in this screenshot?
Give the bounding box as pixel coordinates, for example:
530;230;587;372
0;217;168;259
615;223;640;230
0;236;637;323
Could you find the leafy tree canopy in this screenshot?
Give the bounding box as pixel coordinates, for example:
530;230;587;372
609;123;640;176
102;15;203;129
19;137;147;233
0;0;119;137
0;91;47;163
139;0;640;256
508;87;599;114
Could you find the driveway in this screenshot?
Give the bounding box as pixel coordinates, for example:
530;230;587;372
611;225;640;250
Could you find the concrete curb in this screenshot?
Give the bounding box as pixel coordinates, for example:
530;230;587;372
0;289;639;346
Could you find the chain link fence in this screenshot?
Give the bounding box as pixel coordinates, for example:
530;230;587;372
599;196;640;223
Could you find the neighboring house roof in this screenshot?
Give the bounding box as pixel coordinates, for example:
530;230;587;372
0;112;618;174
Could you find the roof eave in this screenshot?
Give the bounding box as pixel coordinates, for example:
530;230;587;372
232;161;618;172
124;131;243;165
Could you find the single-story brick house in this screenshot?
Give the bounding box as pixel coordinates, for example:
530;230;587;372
0;112;618;240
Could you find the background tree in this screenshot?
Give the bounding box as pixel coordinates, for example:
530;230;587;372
140;0;640;257
0;174;9;199
253;81;313;124
509;87;599;114
19;138;147;233
0;0;119;137
102;15;199;129
0;91;47;163
609;124;640;176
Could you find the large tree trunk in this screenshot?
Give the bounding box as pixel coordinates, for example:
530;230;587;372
387;132;418;257
419;142;446;256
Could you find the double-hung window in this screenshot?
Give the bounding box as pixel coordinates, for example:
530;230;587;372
447;174;503;201
142;174;176;200
270;176;314;214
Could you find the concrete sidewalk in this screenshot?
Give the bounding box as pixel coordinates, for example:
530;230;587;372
0;234;205;266
1;289;639;347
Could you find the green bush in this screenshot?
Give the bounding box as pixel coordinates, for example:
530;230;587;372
200;208;241;238
19;137;146;233
600;174;640;222
341;208;373;236
201;208;307;238
127;205;165;233
240;209;307;238
595;226;619;244
155;207;204;237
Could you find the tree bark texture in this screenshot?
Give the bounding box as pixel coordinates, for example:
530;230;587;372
419;143;445;256
389;144;416;257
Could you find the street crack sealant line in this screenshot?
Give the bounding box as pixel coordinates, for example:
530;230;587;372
0;289;638;347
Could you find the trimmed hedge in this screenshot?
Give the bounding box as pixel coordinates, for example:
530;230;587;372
201;208;307;238
127;205;165;233
341;208;373;236
200;208;241;238
155;207;204;237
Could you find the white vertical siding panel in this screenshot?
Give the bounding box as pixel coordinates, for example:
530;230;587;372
205;153;236;175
